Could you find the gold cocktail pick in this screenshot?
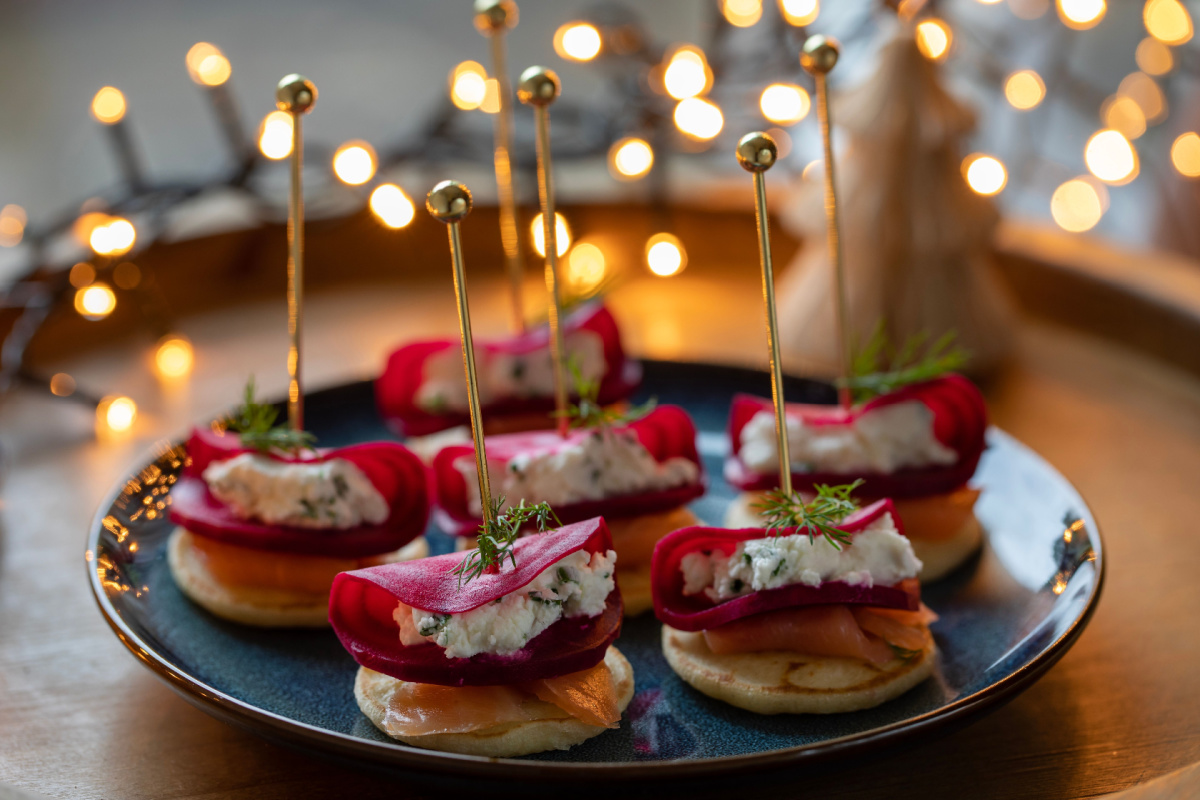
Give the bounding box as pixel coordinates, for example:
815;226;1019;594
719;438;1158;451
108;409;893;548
474;0;527;334
275;74;317;432
801;35;853;411
736;132;792;496
426;181;494;526
517;66;569;438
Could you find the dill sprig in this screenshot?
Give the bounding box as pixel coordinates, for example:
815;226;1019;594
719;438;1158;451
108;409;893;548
451;496;561;588
223;377;316;455
753;480;864;550
557;358;656;430
841;323;969;403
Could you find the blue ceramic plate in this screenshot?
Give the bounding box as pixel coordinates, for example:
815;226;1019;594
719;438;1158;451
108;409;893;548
87;361;1103;780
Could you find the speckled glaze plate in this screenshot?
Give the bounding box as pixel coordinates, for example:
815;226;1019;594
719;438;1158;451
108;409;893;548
87;361;1103;781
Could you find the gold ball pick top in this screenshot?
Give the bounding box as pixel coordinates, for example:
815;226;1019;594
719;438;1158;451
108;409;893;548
474;0;518;34
800;35;840;75
736;132;778;173
275;74;317;114
517;66;561;107
426;180;473;223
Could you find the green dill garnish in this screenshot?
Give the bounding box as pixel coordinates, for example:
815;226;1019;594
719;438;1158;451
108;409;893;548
418;614;451;638
753;480;864;550
557;358;656;430
889;643;921;661
224;377;316;455
451;496;561;588
841;323;969;403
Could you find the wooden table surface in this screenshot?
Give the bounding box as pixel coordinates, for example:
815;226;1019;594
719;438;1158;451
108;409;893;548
2;272;1199;799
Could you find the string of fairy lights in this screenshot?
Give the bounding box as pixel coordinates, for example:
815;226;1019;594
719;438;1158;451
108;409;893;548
0;0;1198;439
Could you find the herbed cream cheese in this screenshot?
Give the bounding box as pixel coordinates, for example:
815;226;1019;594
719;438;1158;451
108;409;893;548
203;453;389;530
740;401;957;475
679;515;921;603
415;330;606;414
458;428;699;516
394;548;617;659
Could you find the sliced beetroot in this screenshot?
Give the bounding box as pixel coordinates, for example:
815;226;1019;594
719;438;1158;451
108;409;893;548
329;517;623;686
169;433;430;559
431;405;705;537
724;374;987;498
375;302;642;437
651;499;920;631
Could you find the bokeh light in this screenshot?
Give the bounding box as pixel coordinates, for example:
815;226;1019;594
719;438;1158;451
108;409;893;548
370;184;416;228
89;217;136;256
113;261;142;290
75;283;117;320
1135;37;1174;75
332;141;377;186
554;22;602;61
760;84;811;125
723;0;763;27
766;127;792;158
1171;132;1200;178
480;78;501;114
91;87;127;125
674;97;724;141
531;212;571;258
49;373;76;397
646;233;687;277
258;111;294;160
963;154;1007;195
450;61;488;110
0;204;26;247
1011;0;1051;18
608;137;654;180
185;42;232;87
915;19;952;61
1144;0;1192;44
1051;178;1108;232
1118;72;1167;124
778;0;819;26
69;263;96;288
1101;95;1147;140
663;47;711;100
97;395;138;434
155;335;195;380
1004;70;1046;110
1057;0;1106;29
566;242;607;292
1085;130;1139;184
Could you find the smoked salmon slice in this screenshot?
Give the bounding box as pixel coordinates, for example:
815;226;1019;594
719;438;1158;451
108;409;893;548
852;605;938;653
380;661;620;737
891;487;980;542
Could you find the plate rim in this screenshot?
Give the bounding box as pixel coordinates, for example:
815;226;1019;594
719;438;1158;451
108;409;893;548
86;377;1106;781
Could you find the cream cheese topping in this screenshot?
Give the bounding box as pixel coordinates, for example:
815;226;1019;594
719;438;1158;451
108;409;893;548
415;329;606;414
457;428;700;517
740;401;957;475
394;548;617;659
679;514;921;603
202;453;389;530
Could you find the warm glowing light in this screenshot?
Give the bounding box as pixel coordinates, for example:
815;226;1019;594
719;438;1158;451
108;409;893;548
1144;0;1192;44
1011;0;1051;18
258;111;294;160
915;19;952;61
185;42;232;87
1171;132;1200;177
778;0;819;26
1004;70;1046;110
98;395;138;433
723;0;763;27
1101;95;1147;140
370;184;415;228
0;204;25;247
554;22;602;61
1117;72;1166;124
49;373;76;397
1135;37;1174;75
663;47;711;100
75;283;117;320
113;261;141;290
451;61;489;110
72;211;109;246
566;242;607;292
69;262;96;288
91;87;126;124
531;212;571;258
1051;178;1107;232
963;154;1007;195
674;97;724;141
1085;130;1138;184
609;137;654;180
1056;0;1106;29
89;217;136;256
332;141;376;186
480;78;501;114
155;335;195;379
977;0;1004;4
646;233;687;277
759;83;811;125
802;159;823;181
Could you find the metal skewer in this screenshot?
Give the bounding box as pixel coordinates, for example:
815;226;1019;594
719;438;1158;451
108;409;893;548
275;74;317;432
736;132;792;496
517;66;569;438
474;0;526;334
427;180;494;526
801;35;853;411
